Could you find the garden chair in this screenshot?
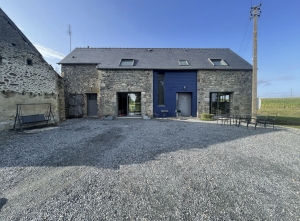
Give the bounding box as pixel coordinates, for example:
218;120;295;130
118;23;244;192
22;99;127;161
254;115;268;129
238;114;252;128
264;115;277;129
216;113;230;125
153;112;159;118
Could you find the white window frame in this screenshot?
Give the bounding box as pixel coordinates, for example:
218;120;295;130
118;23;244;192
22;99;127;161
208;58;228;66
178;60;189;66
120;59;134;66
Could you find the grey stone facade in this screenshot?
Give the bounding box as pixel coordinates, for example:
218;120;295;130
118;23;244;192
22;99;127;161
62;64;100;118
0;8;65;130
62;65;153;118
98;69;153;117
62;64;252;118
59;48;253;118
197;70;252;115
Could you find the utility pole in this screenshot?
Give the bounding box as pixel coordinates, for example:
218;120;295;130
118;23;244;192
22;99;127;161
68;25;72;52
250;4;261;114
291;88;293;98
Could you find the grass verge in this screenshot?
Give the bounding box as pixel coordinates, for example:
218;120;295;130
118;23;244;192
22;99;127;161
258;108;300;128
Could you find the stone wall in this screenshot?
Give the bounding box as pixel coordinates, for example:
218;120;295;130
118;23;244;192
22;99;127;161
61;64;100;118
0;9;65;130
57;77;66;121
61;66;153;118
98;69;153;117
197;70;252;116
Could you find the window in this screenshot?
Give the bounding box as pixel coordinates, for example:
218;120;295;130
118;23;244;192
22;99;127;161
210;92;231;114
120;59;134;66
178;60;189;66
27;59;33;65
0;56;2;65
209;58;228;66
158;73;165;105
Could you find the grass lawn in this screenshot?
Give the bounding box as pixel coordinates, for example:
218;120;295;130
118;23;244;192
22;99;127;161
258;108;300;128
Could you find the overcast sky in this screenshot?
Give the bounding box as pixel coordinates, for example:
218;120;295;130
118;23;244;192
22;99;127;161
1;0;300;98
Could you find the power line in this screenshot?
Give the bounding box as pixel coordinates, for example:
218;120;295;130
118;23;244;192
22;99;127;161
238;19;251;55
241;27;252;57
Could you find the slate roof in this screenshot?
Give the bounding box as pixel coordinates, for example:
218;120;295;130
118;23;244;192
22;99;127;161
0;7;41;56
58;48;252;70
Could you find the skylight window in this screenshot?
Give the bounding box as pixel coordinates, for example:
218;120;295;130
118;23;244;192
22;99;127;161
178;60;189;66
120;59;134;66
209;58;228;66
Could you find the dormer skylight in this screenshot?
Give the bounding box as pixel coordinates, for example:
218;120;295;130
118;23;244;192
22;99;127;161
178;60;189;66
209;58;228;66
120;59;134;66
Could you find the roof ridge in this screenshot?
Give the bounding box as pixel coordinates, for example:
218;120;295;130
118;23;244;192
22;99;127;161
75;47;230;50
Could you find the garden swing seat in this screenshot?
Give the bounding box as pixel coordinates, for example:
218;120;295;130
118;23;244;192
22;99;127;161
13;103;56;131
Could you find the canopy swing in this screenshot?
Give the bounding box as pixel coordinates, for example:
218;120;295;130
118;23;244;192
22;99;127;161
13;103;56;131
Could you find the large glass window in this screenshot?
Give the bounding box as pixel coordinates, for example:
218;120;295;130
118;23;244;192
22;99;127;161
128;93;141;115
118;92;141;116
158;73;165;105
210;92;231;114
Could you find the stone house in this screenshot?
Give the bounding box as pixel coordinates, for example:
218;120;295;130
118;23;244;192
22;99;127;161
59;48;252;118
0;8;65;130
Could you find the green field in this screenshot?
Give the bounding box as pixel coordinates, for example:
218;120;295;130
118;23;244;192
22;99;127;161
258;98;300;128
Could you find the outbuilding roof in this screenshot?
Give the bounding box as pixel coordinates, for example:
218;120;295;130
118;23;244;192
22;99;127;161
0;7;41;55
58;48;252;70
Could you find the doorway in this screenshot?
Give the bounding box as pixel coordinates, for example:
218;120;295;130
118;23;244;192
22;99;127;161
118;92;141;117
177;93;192;117
87;93;98;116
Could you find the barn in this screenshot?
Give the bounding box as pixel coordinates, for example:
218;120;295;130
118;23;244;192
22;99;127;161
59;47;252;119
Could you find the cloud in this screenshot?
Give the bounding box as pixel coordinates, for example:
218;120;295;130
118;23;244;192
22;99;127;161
276;75;297;81
257;78;270;85
33;43;65;60
258;75;298;86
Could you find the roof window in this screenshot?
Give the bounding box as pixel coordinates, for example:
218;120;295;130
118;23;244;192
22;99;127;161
120;59;134;66
178;60;189;66
209;58;228;66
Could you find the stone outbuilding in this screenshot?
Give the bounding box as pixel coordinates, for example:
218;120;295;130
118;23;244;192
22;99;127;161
59;48;253;119
0;8;65;130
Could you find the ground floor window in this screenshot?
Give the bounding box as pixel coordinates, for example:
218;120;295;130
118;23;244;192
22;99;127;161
118;92;141;116
158;73;165;105
210;92;231;115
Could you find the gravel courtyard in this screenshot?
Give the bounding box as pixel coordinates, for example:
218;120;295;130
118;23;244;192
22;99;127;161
0;118;299;220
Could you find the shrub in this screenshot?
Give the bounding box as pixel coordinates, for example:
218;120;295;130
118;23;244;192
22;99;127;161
200;113;214;121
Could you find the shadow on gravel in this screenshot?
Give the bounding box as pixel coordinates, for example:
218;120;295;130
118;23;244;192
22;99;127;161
0;198;8;212
0;118;289;169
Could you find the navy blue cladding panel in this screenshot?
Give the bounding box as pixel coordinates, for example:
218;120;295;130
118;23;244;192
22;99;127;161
153;71;197;117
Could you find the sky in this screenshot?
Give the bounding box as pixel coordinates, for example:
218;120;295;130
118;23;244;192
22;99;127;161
1;0;300;98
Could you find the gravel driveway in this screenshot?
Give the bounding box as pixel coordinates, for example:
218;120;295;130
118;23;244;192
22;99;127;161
0;118;300;220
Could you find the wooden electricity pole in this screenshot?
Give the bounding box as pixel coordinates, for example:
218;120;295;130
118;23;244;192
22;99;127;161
251;4;261;114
